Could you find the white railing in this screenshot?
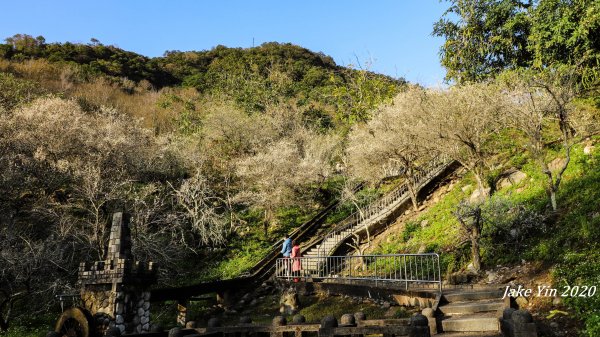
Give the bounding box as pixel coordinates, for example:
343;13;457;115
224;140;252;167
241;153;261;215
316;158;450;256
276;253;442;293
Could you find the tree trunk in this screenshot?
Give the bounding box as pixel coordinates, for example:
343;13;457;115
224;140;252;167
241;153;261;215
549;189;558;212
470;223;481;272
471;235;481;272
474;172;486;199
407;182;418;211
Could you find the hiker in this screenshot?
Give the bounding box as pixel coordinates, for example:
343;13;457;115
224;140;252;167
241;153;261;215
281;234;292;257
291;240;302;282
281;234;293;277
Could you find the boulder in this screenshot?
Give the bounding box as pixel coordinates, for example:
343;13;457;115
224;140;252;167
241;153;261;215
470;187;491;203
279;288;300;315
354;312;366;321
320;315;338;328
498;170;527;189
292;314;306;324
272;316;287;326
549;157;567;172
340;313;356;326
410;313;428;326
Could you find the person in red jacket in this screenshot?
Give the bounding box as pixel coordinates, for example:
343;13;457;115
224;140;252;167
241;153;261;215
291;240;302;282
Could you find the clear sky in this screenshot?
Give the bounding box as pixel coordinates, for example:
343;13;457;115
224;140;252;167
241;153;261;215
0;0;449;86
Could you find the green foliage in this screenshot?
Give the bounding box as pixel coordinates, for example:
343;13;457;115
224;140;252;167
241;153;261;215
401;221;420;242
0;72;46;110
529;0;600;70
298;295;389;323
435;0;600;84
554;247;600;337
433;0;532;82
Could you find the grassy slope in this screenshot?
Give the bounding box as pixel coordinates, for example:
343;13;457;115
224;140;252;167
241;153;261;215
368;136;600;334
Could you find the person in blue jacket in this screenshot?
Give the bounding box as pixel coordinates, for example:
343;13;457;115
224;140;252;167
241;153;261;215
281;234;293;277
281;234;292;257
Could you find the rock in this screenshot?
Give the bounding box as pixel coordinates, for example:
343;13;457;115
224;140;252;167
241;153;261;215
417;245;426;254
515;296;529;308
410;313;428;326
143;292;151;301
292;314;306;324
141;316;149;324
549;157;567;172
143;301;150;310
381;301;391;309
249;298;258;306
142;323;149;332
272;316;287;326
466;263;479;275
354;312;366;321
242;293;251;301
470;187;491;203
486;271;497;283
137;307;145;316
550;321;559;329
498;170;527;189
279;288;300;315
503;308;517;320
340;314;356;326
321;315;338;328
461;184;472;193
584;144;594;155
552;296;563;306
115;315;124;324
511;309;533;323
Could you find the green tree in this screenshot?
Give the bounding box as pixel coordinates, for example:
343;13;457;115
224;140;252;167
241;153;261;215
433;0;532;83
528;0;600;72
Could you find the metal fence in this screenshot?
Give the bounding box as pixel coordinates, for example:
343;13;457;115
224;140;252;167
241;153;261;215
275;253;442;293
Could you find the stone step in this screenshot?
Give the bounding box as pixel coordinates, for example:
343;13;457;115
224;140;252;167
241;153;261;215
441;315;500;332
443;289;504;303
438;299;504;315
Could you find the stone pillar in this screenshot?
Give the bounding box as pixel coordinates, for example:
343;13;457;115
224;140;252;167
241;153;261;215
78;212;157;336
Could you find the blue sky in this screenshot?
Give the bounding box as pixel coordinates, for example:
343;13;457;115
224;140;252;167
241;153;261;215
0;1;449;86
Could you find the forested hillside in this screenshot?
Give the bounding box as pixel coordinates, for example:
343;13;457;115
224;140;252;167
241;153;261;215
1;0;600;336
0;34;404;333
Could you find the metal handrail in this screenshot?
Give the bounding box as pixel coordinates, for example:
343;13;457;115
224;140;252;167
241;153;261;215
276;253;442;293
316;157;451;257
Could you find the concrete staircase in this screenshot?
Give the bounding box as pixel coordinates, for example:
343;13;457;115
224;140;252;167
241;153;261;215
438;289;507;333
300;158;452;278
